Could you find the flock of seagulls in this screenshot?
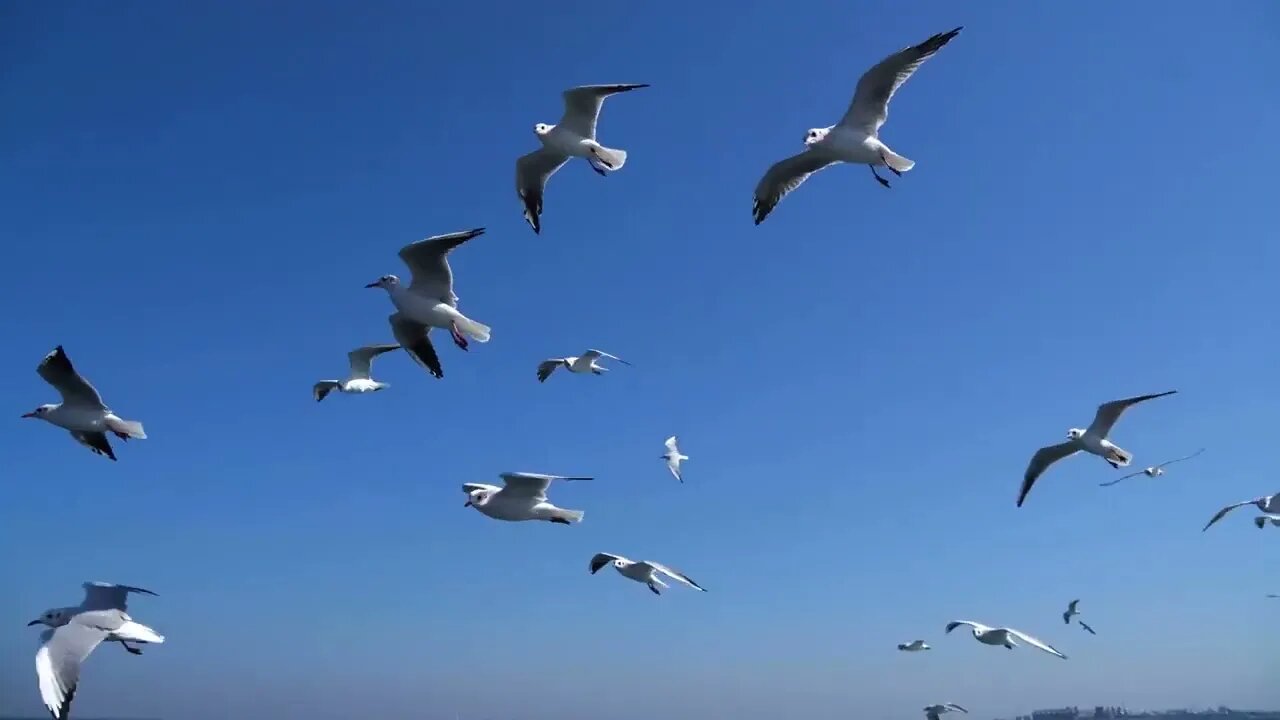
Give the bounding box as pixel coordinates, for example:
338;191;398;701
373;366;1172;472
16;22;1274;720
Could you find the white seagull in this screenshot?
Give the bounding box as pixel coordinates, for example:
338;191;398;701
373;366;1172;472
28;582;165;720
536;349;631;382
588;552;707;595
897;640;931;652
1062;599;1080;624
463;472;592;525
516;83;650;234
313;344;400;402
944;620;1066;659
925;704;969;720
1203;493;1280;531
1255;515;1280;529
661;435;688;483
365;228;491;379
1099;448;1205;487
751;26;962;225
1019;390;1177;507
22;346;147;462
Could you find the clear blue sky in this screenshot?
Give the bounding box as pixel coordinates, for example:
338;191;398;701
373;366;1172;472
2;2;1278;719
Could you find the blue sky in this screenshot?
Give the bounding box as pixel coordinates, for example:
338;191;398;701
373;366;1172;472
2;2;1279;719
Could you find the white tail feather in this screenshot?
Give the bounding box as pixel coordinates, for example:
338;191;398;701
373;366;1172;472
105;416;147;439
555;508;585;523
880;148;915;173
456;317;491;343
115;621;164;644
589;143;627;171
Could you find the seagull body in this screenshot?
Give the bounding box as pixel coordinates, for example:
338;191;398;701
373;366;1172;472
1062;599;1080;624
536;349;630;382
1255;515;1280;529
1078;620;1097;635
944;620;1066;659
23;346;147;461
366;229;491;379
1099;448;1204;487
751;27;962;225
661;435;688;482
925;704;969;720
1203;493;1280;531
588;552;707;595
28;582;165;720
1019;390;1177;506
463;472;591;524
313;344;400;402
897;640;931;651
516;84;649;233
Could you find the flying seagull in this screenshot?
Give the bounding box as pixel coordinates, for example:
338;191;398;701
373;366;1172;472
751;26;962;225
925;704;969;720
1255;515;1280;529
661;435;688;482
1078;620;1097;635
516;84;650;234
897;640;931;652
365;228;491;379
944;620;1066;659
1203;493;1280;531
1062;599;1080;624
588;552;707;595
28;582;165;720
312;344;400;402
1267;594;1279;598
22;346;148;461
462;472;592;525
1099;448;1205;487
536;349;631;382
1019;390;1177;507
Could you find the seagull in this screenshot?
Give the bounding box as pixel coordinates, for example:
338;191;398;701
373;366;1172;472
1255;515;1280;529
1203;493;1280;531
944;620;1066;659
22;346;147;461
751;26;962;225
1267;594;1279;598
312;344;400;402
1062;599;1080;624
516;84;650;234
28;582;165;720
588;552;707;595
925;704;969;720
897;640;931;651
536;349;631;382
1078;620;1097;635
661;435;688;482
463;472;592;525
1099;448;1205;487
365;228;491;379
1019;391;1177;507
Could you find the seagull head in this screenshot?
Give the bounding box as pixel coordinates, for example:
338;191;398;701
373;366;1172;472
21;404;54;420
463;488;492;509
364;274;400;290
1067;428;1085;440
1147;467;1163;477
27;609;67;628
804;127;830;147
534;123;554;137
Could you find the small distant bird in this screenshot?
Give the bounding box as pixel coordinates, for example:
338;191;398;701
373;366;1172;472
516;84;650;234
588;552;707;595
945;620;1066;659
366;228;492;379
1078;620;1097;635
312;344;400;402
1254;515;1280;529
1203;493;1280;531
22;346;147;461
751;27;962;225
1267;594;1279;599
536;349;631;382
925;704;969;720
1099;448;1205;487
463;472;591;525
28;582;165;720
661;436;688;482
1019;391;1177;507
897;640;931;652
1062;599;1080;624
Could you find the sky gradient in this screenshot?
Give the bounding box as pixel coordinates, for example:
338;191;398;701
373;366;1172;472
2;2;1279;719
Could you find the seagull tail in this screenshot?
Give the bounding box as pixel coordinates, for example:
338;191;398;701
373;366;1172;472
455;316;491;343
879;147;915;173
588;142;628;171
105;415;147;440
115;621;164;644
553;508;585;524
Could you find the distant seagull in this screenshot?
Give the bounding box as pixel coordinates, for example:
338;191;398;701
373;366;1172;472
1078;620;1097;636
1062;599;1080;624
925;704;969;720
312;344;400;402
1099;448;1205;487
1203;493;1280;531
463;472;591;525
28;582;165;720
516;84;650;234
1019;391;1177;507
751;27;962;225
1255;515;1280;529
588;552;707;595
22;346;147;461
365;228;491;379
661;436;688;482
945;620;1066;659
536;349;631;382
897;640;931;652
1267;594;1279;598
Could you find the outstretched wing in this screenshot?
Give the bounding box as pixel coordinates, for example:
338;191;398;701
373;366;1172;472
1086;390;1177;438
36;619;114;720
1019;442;1080;506
840;27;963;134
1005;627;1067;659
347;344;400;379
389;313;443;379
1202;499;1254;531
536;359;563;383
69;431;116;461
945;620;989;634
559;83;649;139
1079;621;1096;635
37;346;107;410
751;149;838;225
81;582;157;611
499;472;592;499
645;561;706;591
312;381;340;403
397;228;486;304
589;552;625;574
1156;447;1206;469
945;705;969;714
516;148;570;235
582;348;630;365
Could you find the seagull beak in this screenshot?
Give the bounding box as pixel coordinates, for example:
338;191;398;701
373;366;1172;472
364;281;380;288
20;412;36;418
27;620;40;627
463;500;473;508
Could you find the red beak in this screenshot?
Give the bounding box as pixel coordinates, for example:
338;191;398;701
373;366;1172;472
21;412;36;418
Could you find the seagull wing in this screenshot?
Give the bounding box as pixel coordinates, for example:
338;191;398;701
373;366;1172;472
664;435;680;454
1202;499;1255;531
751;149;838;225
644;561;707;591
1099;468;1146;487
945;620;989;634
666;455;684;483
583;349;630;365
397;228;486;305
312;381;340;403
499;471;592;499
1067;599;1079;614
945;705;968;714
347;344;400;380
1079;621;1096;635
536;359;563;383
589;552;626;574
1086;390;1177;438
516;148;570;235
69;431;116;461
36;617;114;720
80;582;157;612
37;346;106;410
927;712;941;720
1005;627;1067;659
1156;447;1206;469
839;27;963;134
559;83;649;139
1019;442;1080;507
389;313;443;380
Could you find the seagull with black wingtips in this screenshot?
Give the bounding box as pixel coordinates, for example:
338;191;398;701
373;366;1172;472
312;344;401;402
588;552;707;595
536;349;630;382
1099;448;1205;487
22;346;147;461
1202;492;1280;531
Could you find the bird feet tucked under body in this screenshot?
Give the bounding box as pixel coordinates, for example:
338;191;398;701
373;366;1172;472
548;517;571;525
119;641;143;655
871;164;893;188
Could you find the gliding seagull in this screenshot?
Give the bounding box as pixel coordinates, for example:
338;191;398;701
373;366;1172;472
925;704;969;720
463;472;592;525
944;620;1066;659
536;349;631;382
661;435;688;482
22;346;147;461
897;640;931;651
1099;448;1205;487
588;552;707;595
1203;493;1280;531
313;344;400;402
1078;621;1097;635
